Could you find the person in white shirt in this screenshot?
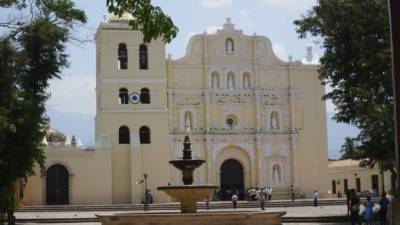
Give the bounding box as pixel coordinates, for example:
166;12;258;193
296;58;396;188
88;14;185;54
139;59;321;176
313;190;319;207
267;187;272;201
232;193;238;209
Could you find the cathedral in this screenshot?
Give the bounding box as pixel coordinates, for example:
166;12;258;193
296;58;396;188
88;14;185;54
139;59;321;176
23;16;329;205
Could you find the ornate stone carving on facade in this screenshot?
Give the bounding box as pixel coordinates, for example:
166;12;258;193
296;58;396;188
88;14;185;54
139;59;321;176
210;92;252;104
207;62;254;70
262;144;273;158
174;95;203;105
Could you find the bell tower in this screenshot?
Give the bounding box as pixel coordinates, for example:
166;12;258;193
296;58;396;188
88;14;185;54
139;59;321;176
95;15;170;204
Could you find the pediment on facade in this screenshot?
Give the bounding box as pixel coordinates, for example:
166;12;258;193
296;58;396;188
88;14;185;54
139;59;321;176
170;18;290;66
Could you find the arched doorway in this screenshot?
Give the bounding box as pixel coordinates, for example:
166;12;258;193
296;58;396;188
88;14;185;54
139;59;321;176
46;164;69;205
220;159;244;200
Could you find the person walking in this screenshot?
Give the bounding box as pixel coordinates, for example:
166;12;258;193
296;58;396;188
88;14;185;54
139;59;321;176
313;190;319;207
378;192;389;225
259;189;266;210
232;193;238;209
291;185;295;202
204;195;211;210
363;196;375;225
349;190;361;225
267;187;272;201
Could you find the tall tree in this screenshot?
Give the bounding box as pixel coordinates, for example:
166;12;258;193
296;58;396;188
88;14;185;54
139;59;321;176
294;0;395;173
0;1;86;224
106;0;178;43
340;137;361;160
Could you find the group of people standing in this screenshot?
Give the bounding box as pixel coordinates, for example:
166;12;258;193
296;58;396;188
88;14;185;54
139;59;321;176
348;189;390;225
247;187;273;202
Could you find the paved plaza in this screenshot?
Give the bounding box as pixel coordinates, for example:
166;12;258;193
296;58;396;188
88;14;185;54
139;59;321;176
13;204;386;225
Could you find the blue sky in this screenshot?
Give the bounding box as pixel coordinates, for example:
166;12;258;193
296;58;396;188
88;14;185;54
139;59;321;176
44;0;358;159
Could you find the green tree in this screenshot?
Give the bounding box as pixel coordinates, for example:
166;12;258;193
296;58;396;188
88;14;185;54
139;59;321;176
294;0;395;173
0;1;86;224
339;136;362;160
106;0;178;43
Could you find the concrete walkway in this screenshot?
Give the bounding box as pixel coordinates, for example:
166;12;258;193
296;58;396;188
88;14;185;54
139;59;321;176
14;204;386;225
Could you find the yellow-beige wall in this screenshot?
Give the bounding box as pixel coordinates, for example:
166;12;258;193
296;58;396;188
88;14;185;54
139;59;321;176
328;161;395;196
23;17;330;205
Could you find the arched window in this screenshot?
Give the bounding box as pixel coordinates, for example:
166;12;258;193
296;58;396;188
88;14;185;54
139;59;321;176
227;72;235;89
139;126;151;144
184;111;193;130
119;88;129;104
118;43;128;70
119;126;130;144
243;73;251;89
211;72;220;89
270;111;280;129
139;44;148;70
226;38;234;52
140;88;150;104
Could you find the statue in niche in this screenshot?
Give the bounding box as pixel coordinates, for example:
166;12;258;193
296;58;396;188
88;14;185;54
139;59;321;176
226;38;234;52
273;165;281;185
212;73;219;89
227;73;235;89
271;112;279;129
184;111;193;131
243;74;250;89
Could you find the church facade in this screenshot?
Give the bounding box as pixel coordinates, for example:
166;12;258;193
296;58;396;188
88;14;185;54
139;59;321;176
23;17;329;205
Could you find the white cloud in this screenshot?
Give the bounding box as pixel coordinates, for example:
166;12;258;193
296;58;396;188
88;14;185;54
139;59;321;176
206;26;221;34
237;10;249;17
272;42;288;60
326;99;336;113
258;0;316;11
47;75;96;115
199;0;232;9
325;86;336;113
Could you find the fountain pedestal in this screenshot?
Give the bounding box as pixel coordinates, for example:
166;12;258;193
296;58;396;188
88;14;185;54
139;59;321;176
98;129;286;225
98;211;286;225
157;185;217;213
157;133;218;213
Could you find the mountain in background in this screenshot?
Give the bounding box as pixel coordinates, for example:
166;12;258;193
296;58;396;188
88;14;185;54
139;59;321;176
45;109;359;159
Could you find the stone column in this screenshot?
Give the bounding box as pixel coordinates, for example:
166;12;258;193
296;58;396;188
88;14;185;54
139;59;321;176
290;135;299;187
204;91;211;131
130;132;142;203
256;137;263;186
204;137;212;183
255;91;262;131
167;90;174;133
237;72;242;89
287;62;299;188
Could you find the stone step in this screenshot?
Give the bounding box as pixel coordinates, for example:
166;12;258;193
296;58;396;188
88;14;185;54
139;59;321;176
19;197;380;212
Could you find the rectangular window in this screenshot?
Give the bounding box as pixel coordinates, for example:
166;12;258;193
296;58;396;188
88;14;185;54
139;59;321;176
391;173;397;191
331;180;336;194
344;179;348;194
356;178;361;193
371;174;379;193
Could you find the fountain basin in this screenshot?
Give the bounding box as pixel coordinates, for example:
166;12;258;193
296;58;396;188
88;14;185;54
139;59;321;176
157;185;218;213
169;159;205;185
98;211;286;225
